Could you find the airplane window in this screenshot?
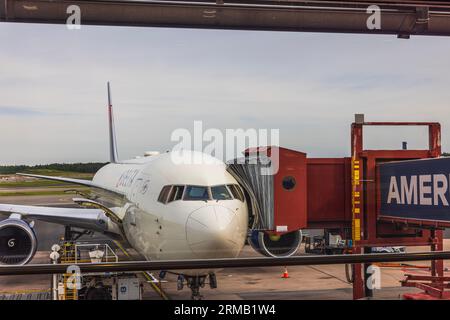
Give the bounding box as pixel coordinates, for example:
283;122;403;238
183;186;210;201
235;185;245;202
157;185;172;203
282;176;296;190
228;184;245;202
168;185;185;203
174;186;184;201
211;185;232;200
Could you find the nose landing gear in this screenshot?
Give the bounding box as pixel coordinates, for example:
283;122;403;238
177;275;184;291
176;272;218;300
187;276;205;300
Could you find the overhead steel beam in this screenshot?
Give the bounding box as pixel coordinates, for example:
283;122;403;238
1;0;450;36
0;250;450;276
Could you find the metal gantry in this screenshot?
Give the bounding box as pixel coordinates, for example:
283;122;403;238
1;0;450;37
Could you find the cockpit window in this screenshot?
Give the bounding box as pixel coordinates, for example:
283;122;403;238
159;184;244;204
211;185;232;200
228;184;245;202
157;185;172;203
167;185;184;203
183;186;210;201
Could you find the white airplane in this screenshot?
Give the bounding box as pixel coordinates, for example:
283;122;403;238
0;83;249;298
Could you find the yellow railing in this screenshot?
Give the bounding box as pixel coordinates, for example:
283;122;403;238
63;273;78;300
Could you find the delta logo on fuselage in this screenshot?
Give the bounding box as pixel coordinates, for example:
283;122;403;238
379;158;450;221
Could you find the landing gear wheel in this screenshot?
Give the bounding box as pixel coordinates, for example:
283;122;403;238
177;275;184;290
209;272;217;289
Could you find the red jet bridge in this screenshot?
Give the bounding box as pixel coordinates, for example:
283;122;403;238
238;115;448;299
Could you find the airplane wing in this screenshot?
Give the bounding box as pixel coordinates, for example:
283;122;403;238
16;173;125;196
0;203;117;233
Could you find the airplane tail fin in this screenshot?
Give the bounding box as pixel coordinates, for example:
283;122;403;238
107;82;119;163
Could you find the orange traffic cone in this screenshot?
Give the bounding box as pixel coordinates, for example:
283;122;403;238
281;267;289;279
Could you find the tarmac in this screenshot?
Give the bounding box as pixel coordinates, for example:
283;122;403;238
160;244;448;300
0;194;449;300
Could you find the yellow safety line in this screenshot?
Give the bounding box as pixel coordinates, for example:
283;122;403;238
142;272;170;301
0;289;51;294
112;240;170;300
113;240;132;259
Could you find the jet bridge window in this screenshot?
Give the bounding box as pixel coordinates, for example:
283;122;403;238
227;184;245;202
183;186;210;201
211;185;233;200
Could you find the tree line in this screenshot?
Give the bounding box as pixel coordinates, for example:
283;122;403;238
0;162;108;174
0;153;449;174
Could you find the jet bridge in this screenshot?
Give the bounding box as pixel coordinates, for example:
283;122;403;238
228;147;307;232
228;147;307;257
228;115;450;299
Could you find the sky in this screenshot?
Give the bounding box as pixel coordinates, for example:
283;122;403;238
0;23;450;165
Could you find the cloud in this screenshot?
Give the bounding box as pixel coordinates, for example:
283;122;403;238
0;106;46;116
0;24;449;164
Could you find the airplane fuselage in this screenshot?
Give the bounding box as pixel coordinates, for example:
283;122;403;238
90;151;249;269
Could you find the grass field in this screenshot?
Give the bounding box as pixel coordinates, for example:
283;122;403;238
0;170;94;196
19;169;94;179
0;189;89;197
0;180;72;188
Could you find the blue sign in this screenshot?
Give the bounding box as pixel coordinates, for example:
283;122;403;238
379;157;450;222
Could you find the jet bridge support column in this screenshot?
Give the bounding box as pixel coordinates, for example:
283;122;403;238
431;229;444;278
350;116;365;300
349;115;444;299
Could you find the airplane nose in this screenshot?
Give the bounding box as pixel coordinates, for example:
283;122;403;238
186;205;244;258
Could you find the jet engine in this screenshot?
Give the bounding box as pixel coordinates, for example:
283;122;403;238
248;230;302;257
0;217;37;265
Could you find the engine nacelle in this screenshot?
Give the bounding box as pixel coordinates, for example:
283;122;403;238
0;218;37;265
248;230;302;257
